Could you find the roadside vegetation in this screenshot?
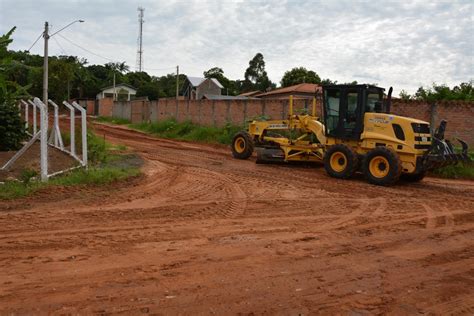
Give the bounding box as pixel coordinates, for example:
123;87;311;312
432;150;474;180
0;132;141;200
97;116;242;145
130;120;242;145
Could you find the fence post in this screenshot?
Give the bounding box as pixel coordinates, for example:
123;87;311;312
28;100;37;134
34;98;48;182
63;101;76;157
48;99;65;150
20;100;29;130
72;101;88;168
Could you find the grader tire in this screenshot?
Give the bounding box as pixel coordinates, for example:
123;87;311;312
231;131;254;159
323;144;359;179
363;147;402;186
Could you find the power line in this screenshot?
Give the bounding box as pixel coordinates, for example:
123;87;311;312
52;35;67;55
27;31;44;52
56;33;116;62
30;31;177;74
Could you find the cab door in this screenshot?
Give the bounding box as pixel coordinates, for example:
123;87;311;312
324;86;364;140
339;88;363;139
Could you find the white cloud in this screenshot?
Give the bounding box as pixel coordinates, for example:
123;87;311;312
1;0;472;95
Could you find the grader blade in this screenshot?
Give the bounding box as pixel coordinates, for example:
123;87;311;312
256;148;285;164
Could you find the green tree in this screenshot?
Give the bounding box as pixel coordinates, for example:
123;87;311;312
243;53;274;92
0;27;27;151
281;67;321;87
414;82;473;102
399;89;411;100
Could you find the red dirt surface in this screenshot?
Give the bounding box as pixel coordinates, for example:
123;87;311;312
0;123;473;315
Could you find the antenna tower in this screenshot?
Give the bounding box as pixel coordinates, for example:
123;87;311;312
136;7;145;72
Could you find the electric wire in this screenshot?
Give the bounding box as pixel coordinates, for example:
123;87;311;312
56;33;174;73
27;32;44;52
52;35;67;55
56;33;116;62
30;30;178;75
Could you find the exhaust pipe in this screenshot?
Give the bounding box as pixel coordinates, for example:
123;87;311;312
385;87;393;113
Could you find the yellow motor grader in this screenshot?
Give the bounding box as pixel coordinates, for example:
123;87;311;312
231;84;469;186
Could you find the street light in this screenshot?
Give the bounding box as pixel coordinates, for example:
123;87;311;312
43;19;84;105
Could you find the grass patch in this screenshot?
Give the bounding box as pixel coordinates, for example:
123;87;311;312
0;181;42;200
50;166;140;186
96;116;131;125
130;119;242;145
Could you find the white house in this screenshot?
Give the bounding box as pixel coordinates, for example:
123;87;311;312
96;83;137;101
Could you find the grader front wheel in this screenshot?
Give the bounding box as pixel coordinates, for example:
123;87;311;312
363;147;402;186
231;131;254;159
323;144;358;179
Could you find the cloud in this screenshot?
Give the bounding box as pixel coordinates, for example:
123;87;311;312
1;0;472;95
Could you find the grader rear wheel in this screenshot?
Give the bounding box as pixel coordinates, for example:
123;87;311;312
231;131;254;159
323;144;358;179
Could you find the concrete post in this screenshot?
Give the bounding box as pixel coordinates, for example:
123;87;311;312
63;101;76;157
21;100;29;130
34;98;48;181
72;101;88;168
28;99;37;134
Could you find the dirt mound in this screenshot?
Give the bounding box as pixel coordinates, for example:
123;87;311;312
0;123;472;314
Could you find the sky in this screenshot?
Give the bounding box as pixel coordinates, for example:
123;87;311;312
1;0;473;95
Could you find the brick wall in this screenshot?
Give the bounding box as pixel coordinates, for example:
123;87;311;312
98;97;113;117
105;98;474;146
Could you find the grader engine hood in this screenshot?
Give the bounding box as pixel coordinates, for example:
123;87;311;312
362;113;431;149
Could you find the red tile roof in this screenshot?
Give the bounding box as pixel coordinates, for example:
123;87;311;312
238;90;262;97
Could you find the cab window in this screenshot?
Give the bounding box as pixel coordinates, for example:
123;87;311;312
366;92;382;113
325;89;340;133
344;92;358;129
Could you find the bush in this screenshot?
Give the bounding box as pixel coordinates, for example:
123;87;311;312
0;27;28;151
0;103;27;150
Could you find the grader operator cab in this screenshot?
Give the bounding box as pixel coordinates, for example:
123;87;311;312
231;84;469;186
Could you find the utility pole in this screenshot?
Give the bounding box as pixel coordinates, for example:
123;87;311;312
113;72;116;101
42;20;84;106
42;22;49;106
176;65;179;100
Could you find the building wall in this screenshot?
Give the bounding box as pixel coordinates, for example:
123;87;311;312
103;98;474;146
196;79;222;99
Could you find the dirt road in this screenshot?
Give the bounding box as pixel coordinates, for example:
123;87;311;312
1;123;473;315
